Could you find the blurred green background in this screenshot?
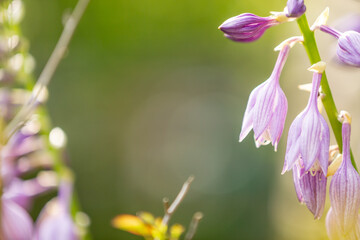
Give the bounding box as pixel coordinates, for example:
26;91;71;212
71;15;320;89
22;0;360;239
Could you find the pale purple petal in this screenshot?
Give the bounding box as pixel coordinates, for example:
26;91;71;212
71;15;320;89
298;170;327;219
269;87;288;151
292;162;304;202
283;113;304;173
36;211;78;240
337;31;360;67
2;198;33;240
5;178;52;210
35;181;78;240
239;82;265;142
299;110;322;172
326;208;360;240
330;123;360;234
253;81;276;139
318;116;330;175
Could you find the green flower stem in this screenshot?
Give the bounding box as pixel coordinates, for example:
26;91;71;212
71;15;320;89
296;14;357;171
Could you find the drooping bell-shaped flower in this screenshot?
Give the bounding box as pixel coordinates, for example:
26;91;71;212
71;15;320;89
326;207;360;240
293;159;327;219
283;62;330;175
286;0;306;18
319;25;360;67
34;180;78;240
219;13;281;42
2;195;34;240
329;113;360;235
239;44;290;151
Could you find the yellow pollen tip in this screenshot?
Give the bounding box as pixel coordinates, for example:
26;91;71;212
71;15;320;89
327;154;342;177
308;61;326;73
338;110;352;124
310;7;330;31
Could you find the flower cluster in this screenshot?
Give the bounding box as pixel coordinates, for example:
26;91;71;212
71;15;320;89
0;1;89;239
219;0;360;238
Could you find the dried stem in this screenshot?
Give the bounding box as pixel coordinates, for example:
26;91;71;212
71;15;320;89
162;176;194;226
4;0;90;140
185;212;203;240
163;197;170;212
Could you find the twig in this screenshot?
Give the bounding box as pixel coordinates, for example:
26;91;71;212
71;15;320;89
4;0;90;140
185;212;203;240
162;176;194;226
163;197;170;212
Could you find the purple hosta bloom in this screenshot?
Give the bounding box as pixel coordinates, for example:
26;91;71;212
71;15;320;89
219;13;280;42
2;195;33;240
320;25;360;67
5;177;53;210
286;0;306;18
337;31;360;67
239;44;290;151
329;119;360;235
293;160;327;219
282;67;330;176
34;180;78;240
326;208;360;240
1;127;44;185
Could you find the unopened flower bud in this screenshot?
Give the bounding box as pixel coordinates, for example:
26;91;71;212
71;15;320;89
286;0;306;18
219;13;280;42
330;120;360;235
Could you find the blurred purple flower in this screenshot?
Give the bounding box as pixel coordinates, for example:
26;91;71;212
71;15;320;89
320;25;360;67
34;180;78;240
329;121;360;235
293;160;327;219
286;0;306;18
239;44;289;151
1;128;45;185
5;177;53;210
219;13;279;42
2;196;33;240
282;70;329;175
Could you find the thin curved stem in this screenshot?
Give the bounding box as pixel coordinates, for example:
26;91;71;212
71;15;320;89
296;14;357;171
4;0;90;141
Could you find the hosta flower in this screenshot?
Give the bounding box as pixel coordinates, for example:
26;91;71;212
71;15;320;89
337;31;360;67
282;62;329;175
326;208;360;240
219;13;280;42
286;0;306;18
5;177;54;210
293;160;327;219
329;114;360;235
320;25;360;67
2;196;33;240
34;180;78;240
239;44;290;151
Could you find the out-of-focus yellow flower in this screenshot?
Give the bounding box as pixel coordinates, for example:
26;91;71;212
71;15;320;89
112;214;151;236
112;213;184;240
